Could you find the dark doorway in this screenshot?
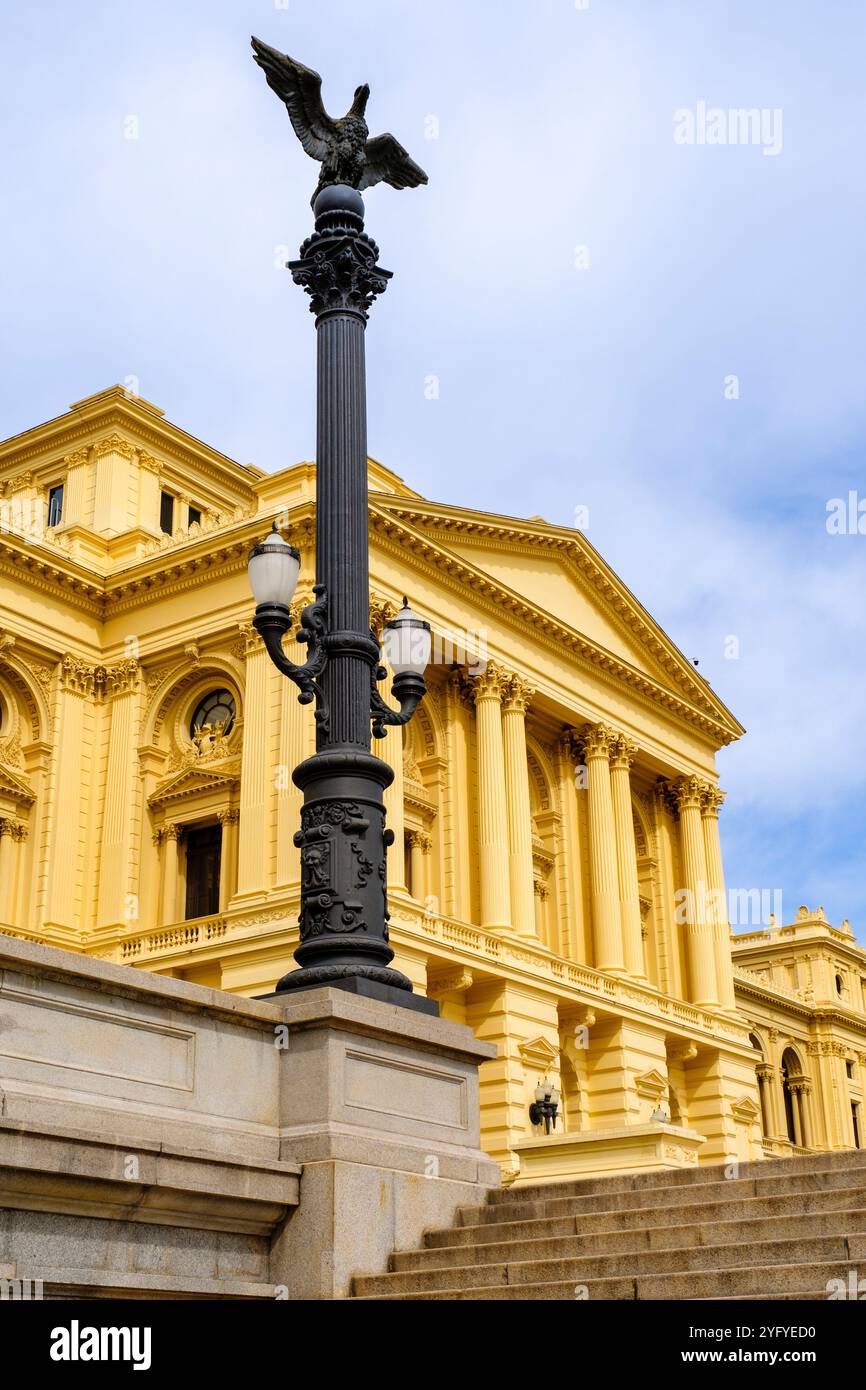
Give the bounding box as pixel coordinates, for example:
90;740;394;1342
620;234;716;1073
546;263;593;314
185;824;222;919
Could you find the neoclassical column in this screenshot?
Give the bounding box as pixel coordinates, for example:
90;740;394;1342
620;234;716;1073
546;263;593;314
406;829;431;903
160;823;183;926
218;809;240;912
468;663;512;932
794;1082;813;1148
96;660;142;930
0;818;17;923
533;877;549;944
501;674;537;938
669;776;719;1008
701;784;737;1012
764;1029;787;1139
580;723;625;973
274;593;310;889
235;623;271;900
609;734;645;978
442;671;472;920
44;656;98;933
554;731;587;962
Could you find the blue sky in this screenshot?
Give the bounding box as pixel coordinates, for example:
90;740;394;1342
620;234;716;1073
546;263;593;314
1;1;864;935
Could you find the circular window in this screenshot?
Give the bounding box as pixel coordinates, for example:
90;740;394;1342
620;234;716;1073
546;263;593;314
190;689;236;739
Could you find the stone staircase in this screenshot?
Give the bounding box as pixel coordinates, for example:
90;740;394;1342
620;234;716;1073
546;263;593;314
351;1149;866;1299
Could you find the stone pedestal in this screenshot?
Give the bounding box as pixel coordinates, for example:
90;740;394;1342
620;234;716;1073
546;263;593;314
0;935;498;1299
269;987;499;1299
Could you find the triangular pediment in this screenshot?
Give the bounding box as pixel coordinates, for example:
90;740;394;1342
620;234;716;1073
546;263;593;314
518;1036;560;1069
148;759;240;808
369;498;743;744
635;1068;668;1101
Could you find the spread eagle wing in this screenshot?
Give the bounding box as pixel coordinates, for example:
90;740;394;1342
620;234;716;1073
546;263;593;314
359;133;429;192
250;37;337;161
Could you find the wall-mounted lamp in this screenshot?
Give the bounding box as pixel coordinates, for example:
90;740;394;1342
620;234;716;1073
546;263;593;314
529;1077;560;1135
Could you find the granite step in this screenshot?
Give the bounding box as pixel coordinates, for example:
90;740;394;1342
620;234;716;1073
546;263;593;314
425;1186;866;1248
354;1230;864;1297
350;1150;866;1301
354;1259;852;1301
456;1167;864;1226
392;1207;866;1272
486;1147;866;1204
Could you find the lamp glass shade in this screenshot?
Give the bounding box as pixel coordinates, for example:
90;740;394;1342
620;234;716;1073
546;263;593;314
534;1083;546;1103
382;600;431;676
248;529;301;608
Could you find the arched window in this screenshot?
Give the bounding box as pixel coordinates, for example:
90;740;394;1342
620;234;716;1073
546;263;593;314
190;689;236;739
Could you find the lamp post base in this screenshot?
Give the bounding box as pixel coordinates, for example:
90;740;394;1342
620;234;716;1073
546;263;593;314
265;972;440;1017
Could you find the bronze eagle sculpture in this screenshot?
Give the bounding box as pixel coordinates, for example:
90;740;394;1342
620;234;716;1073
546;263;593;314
251;37;428;206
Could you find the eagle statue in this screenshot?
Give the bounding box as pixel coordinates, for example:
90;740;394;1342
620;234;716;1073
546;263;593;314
251;37;429;206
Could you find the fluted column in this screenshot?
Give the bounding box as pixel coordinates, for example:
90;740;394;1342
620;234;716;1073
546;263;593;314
406;829;431;903
609;734;645;978
580;723;625;973
96;661;142;930
700;784;737;1012
670;776;719;1008
442;672;471;920
274;595;310;888
235;624;271;899
469;663;512;932
0;818;16;923
160;823;182;926
218;809;239;911
502;674;537;938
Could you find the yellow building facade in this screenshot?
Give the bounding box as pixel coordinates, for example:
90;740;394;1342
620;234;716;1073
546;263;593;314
1;387;864;1184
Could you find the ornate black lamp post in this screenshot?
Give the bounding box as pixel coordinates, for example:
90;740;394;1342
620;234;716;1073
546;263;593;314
247;39;432;1008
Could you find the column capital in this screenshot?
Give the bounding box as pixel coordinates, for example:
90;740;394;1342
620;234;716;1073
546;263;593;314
59;654;101;698
233;622;263;660
501;673;535;715
0;816;17;837
217;808;240;826
162;822;184;843
103;658;141;699
662;775;713;814
406;828;432;853
466;661;508;704
609;733;639;770
369;593;399;638
11;821;28;843
578;722;618;760
699;784;726;818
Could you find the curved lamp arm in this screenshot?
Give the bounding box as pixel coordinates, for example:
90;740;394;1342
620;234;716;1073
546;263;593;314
253;584;329;730
370;656;426;739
